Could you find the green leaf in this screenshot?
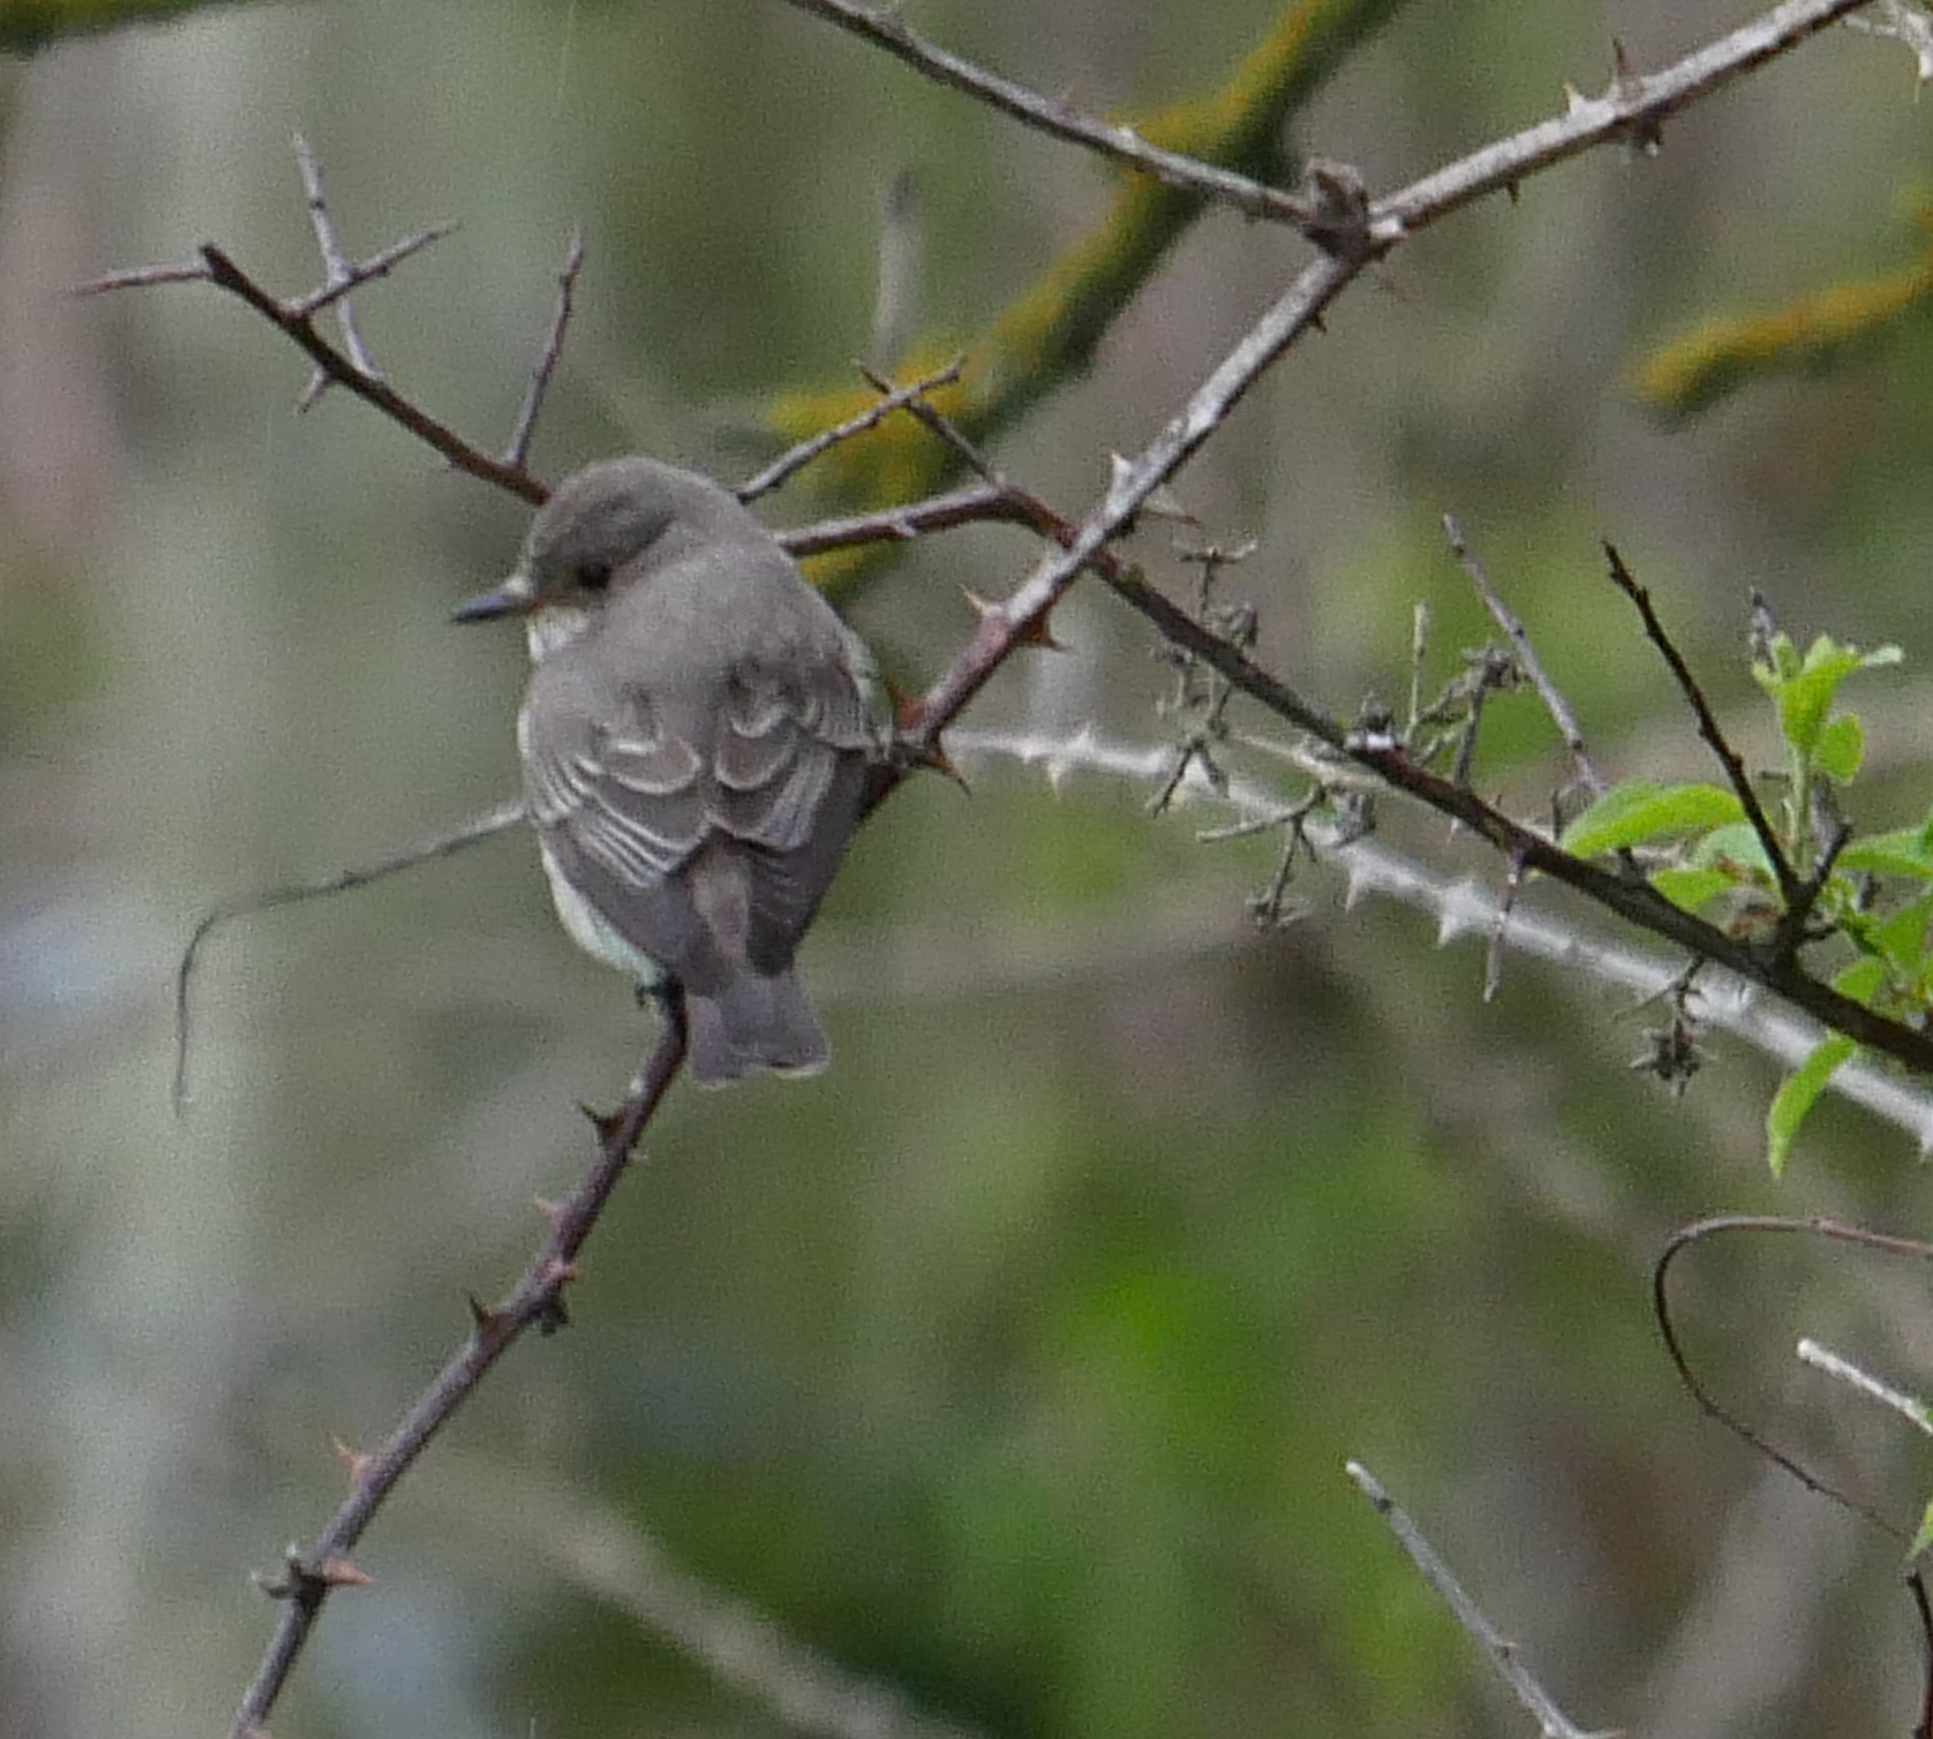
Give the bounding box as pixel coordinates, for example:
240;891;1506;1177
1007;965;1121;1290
1648;865;1735;912
1838;823;1933;879
1814;712;1865;782
1869;893;1933;968
1832;956;1889;1004
1777;642;1862;753
1769;637;1902;755
1766;1033;1857;1177
1560;781;1744;857
1910;1496;1933;1563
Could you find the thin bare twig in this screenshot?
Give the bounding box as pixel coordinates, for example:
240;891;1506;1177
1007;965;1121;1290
1486;850;1527;1003
73;259;211;294
775;480;1030;556
173;798;526;1115
1653;1214;1933;1734
1446;516;1607;799
1798;1338;1933;1436
197;244;545;504
1371;0;1874;239
857;359;1003;486
1346;1461;1614;1739
777;0;1318;228
289;222;459;320
293;132;378;406
502;225;586;471
1780;815;1853;958
738;358;966;501
1652;1214;1924;1541
228;1014;688;1739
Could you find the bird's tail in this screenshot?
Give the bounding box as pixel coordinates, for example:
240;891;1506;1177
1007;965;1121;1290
685;969;831;1084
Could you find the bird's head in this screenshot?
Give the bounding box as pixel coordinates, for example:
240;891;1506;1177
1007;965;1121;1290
452;456;739;660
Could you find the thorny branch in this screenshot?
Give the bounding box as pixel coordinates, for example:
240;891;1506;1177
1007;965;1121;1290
86;1;1903;1728
227;1019;689;1739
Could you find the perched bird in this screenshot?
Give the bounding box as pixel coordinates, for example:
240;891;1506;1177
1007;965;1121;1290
453;457;878;1083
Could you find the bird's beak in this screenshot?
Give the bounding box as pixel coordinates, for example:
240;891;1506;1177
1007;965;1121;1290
450;570;537;623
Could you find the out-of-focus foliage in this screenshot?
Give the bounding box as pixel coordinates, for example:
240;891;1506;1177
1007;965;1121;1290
0;0;236;53
1632;214;1933;420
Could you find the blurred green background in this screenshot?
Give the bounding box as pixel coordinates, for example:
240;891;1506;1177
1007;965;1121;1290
6;2;1933;1736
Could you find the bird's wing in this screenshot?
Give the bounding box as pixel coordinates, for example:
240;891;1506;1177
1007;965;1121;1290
708;660;872;971
522;673;721;984
522;655;872;984
525;684;706;881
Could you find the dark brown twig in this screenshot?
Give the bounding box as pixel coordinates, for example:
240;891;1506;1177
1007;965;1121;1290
1604;542;1803;911
197;244;545;505
1775;817;1854;961
502;225;586;472
227;1015;688;1739
1652;1212;1933;1732
1652;1214;1931;1539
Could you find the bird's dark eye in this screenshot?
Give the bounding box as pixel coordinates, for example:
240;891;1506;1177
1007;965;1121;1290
575;561;612;592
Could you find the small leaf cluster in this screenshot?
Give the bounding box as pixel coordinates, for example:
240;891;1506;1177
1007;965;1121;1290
1562;631;1916;1173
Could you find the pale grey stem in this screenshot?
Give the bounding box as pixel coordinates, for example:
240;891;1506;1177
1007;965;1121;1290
1347;1461;1616;1739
